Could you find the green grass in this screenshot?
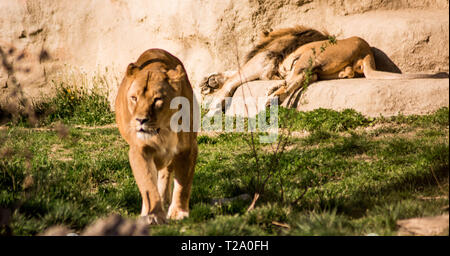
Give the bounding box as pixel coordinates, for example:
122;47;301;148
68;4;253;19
37;82;115;126
0;107;448;236
279;107;374;132
7;81;115;127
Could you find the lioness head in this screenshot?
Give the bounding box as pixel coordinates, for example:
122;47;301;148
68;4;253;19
126;63;185;142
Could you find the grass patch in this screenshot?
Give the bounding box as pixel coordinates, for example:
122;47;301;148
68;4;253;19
0;107;448;236
376;107;449;127
5;71;116;127
34;82;115;126
279;107;374;132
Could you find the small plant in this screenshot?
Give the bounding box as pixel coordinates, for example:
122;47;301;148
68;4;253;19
35;81;115;126
302;34;337;93
279;107;373;132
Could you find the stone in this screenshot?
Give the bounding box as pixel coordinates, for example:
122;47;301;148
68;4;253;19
39;225;74;236
226;78;449;118
81;214;148;236
296;78;450;117
0;1;448;111
397;214;449;236
39;214;149;236
225;80;284;117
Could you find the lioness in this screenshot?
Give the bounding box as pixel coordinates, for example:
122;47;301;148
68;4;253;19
202;26;447;114
115;48;197;224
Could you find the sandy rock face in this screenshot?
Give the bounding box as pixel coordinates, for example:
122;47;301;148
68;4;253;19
39;214;149;236
297;78;450;117
226;78;449;118
0;0;448;113
397;214;449;236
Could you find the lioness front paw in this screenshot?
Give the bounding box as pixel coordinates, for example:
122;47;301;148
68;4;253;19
167;206;189;220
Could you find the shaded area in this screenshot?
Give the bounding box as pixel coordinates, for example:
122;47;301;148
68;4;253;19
1;108;448;236
371;47;402;73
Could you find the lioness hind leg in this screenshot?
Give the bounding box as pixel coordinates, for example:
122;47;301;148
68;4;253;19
167;147;198;220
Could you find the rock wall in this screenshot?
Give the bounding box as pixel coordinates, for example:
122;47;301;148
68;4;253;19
228;79;449;118
0;0;448;106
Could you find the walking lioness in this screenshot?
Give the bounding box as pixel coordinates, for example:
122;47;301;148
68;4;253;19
115;49;197;224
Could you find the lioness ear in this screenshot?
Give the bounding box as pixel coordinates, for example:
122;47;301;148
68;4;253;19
126;63;139;76
167;65;185;91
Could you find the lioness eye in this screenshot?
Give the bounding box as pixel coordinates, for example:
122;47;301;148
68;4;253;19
130;96;137;102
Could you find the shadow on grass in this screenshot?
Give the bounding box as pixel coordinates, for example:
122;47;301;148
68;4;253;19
194;131;449;220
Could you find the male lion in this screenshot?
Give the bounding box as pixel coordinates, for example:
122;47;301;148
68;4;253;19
115;48;197;224
202;26;446;114
202;26;329;114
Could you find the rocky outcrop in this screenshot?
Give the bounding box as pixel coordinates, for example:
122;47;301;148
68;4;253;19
39;214;149;236
227;78;449;118
397;214;449;236
0;0;448;112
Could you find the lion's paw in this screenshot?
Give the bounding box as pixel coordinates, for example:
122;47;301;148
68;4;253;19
200;73;225;96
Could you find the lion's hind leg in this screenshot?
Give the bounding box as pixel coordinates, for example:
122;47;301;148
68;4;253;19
265;80;286;96
266;71;318;107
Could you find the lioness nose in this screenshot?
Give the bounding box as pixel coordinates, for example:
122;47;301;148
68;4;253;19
136;118;149;124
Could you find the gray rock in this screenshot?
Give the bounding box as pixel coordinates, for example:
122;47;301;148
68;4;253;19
397;214;449;236
39;214;149;236
226;78;449;118
81;214;148;236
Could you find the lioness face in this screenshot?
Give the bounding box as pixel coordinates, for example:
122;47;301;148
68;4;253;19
127;68;179;142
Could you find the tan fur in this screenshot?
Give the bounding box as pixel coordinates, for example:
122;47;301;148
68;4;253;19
201;27;446;114
270;36;447;106
201;26;328;115
115;49;197;224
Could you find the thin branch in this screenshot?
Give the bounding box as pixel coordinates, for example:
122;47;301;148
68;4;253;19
292;187;309;205
246;193;260;212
